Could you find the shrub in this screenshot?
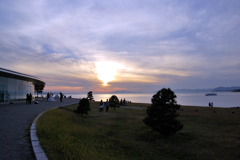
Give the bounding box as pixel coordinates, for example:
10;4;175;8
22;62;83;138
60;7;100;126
109;95;120;110
75;98;91;116
143;88;183;136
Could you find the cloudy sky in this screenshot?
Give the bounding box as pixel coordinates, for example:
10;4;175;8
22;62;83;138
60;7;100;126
0;0;239;93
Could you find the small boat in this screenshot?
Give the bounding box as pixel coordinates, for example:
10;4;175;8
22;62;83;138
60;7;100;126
54;95;59;98
205;93;217;96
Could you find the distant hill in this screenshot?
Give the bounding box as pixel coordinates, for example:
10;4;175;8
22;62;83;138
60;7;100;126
212;86;240;92
174;89;211;93
174;86;240;93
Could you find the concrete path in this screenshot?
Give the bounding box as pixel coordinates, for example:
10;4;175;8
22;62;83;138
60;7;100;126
0;98;79;160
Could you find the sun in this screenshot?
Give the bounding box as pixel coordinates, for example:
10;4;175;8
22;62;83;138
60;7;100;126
95;61;123;86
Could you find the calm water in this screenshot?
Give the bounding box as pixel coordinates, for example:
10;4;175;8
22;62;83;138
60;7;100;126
64;92;240;108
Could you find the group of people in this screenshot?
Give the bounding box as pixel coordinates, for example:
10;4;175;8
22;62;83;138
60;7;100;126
99;99;109;112
47;92;63;102
120;98;131;106
120;98;126;106
47;92;55;101
26;93;32;104
99;98;132;111
209;102;214;107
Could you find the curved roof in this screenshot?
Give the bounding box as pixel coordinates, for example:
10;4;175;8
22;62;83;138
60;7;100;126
0;68;45;91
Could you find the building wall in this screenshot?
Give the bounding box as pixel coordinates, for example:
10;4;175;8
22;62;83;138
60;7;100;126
0;76;34;102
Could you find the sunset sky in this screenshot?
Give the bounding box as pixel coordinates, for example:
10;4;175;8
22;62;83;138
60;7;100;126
0;0;239;93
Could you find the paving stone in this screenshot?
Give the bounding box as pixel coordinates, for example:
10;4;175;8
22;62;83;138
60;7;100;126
10;157;22;160
31;135;39;141
35;152;48;160
33;146;45;154
30;131;38;139
4;145;14;150
22;144;32;150
32;141;41;147
17;141;25;145
24;150;33;155
12;151;22;157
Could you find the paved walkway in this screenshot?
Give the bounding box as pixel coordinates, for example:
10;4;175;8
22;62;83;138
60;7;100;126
0;98;79;160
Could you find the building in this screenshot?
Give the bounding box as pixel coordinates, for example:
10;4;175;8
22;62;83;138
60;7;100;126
0;68;45;102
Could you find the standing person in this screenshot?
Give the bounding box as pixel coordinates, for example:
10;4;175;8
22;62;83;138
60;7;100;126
99;100;103;112
209;102;211;107
120;99;123;105
211;102;213;107
47;92;50;101
60;92;63;102
105;99;109;112
123;98;126;106
29;93;32;104
26;93;29;104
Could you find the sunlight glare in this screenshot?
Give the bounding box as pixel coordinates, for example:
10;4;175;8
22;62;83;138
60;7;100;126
95;61;124;86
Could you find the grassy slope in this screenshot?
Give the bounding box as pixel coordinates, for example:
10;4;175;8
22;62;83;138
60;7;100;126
37;102;240;160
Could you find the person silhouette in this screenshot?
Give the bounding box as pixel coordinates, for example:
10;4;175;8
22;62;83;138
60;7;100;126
99;100;103;112
29;93;32;104
60;92;63;102
105;99;109;112
47;92;50;101
26;93;29;104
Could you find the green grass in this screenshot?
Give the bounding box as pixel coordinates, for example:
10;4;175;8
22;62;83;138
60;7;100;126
37;102;240;160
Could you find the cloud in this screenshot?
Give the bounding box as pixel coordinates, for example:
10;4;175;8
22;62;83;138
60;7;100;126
0;0;240;93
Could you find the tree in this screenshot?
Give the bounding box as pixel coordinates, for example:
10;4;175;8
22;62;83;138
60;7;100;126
75;98;91;116
143;88;183;136
87;91;94;102
109;95;120;110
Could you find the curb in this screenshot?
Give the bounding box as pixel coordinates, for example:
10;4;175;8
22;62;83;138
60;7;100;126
30;102;78;160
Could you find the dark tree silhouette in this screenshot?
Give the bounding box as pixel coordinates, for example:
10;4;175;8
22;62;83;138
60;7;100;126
109;95;120;110
87;91;94;102
75;98;91;116
143;88;183;136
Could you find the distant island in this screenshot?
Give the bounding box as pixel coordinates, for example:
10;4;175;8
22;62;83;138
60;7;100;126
174;86;240;93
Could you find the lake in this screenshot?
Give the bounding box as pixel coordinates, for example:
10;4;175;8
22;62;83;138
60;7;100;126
64;92;240;108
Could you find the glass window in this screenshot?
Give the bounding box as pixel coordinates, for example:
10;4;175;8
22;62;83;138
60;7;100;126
17;91;24;100
0;76;41;102
13;91;17;100
7;78;17;90
18;84;23;91
0;84;4;90
5;90;12;101
23;81;27;85
0;77;7;84
0;90;4;102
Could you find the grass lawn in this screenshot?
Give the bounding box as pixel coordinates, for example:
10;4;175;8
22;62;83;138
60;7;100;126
36;102;240;160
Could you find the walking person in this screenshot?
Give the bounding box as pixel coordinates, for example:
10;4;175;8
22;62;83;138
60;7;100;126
60;92;63;102
29;93;32;104
123;98;126;106
105;99;109;112
26;93;29;104
99;100;103;112
47;92;50;101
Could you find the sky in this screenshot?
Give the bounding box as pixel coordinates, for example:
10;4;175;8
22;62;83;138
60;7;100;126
0;0;240;93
